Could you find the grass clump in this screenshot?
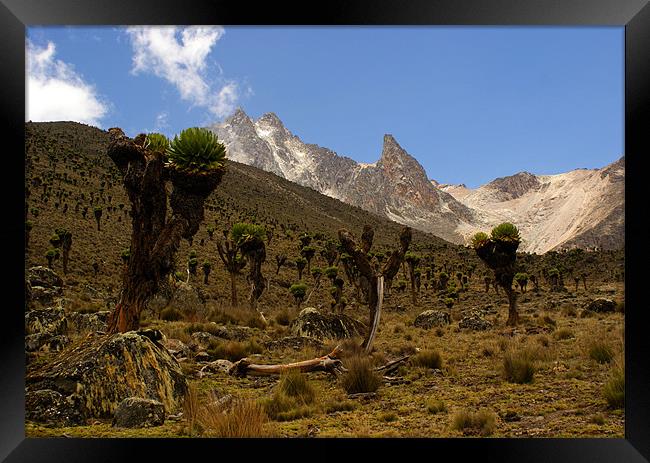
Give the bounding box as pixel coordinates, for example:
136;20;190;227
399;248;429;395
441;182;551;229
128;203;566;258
207;338;263;362
586;337;615;364
410;349;443;370
340;355;382;394
555;328;574;340
379;412;398;422
502;346;536;384
260;369;317;422
197;395;268;437
603;358;625;409
451;409;497;436
275;308;292;326
160;307;183;322
426;399;447;414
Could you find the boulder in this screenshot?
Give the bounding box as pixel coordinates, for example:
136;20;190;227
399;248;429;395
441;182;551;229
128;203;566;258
161;338;191;359
459;312;493;331
30;286;63;306
66;310;110;334
289;307;366;340
26;331;187;424
25;333;70;353
28;266;63;290
414;310;451;329
585;298;617;313
112;397;165;428
149;281;208;320
25;305;67;336
25;389;84;426
198;359;234;377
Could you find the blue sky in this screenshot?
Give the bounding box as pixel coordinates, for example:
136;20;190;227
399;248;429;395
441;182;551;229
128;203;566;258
26;26;623;188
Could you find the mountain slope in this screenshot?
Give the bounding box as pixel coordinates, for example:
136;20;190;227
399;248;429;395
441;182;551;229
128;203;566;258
211;109;478;245
212;109;624;254
443;158;624;253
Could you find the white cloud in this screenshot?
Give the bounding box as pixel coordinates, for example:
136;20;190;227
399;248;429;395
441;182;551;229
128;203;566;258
126;26;240;119
26;40;109;126
154;111;170;132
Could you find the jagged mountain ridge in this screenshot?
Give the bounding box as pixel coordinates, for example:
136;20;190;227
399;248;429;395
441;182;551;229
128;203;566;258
210;109;624;254
211;109;478;245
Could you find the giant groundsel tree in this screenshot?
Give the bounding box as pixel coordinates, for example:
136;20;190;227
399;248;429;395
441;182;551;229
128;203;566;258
105;127;227;333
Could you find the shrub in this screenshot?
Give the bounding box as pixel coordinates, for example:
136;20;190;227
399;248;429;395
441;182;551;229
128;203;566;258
502;347;536;384
160;307;183;322
451;409;497;436
426;399;447;414
410;349;443;370
167;127;227;173
340;355;382;394
603;364;624;409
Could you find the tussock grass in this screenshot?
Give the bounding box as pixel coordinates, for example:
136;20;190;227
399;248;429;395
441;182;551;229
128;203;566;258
340;355;382;394
206;338;263;362
451;409;497;436
198;395;268;437
410;349;443;370
603;355;625;409
502;346;536;384
426;399;447;414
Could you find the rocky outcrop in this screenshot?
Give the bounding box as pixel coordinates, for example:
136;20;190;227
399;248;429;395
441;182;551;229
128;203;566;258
25;304;70;353
112;397;166;428
27;266;64;306
198;359;234;377
66;310;110;334
289;307;365;340
585;298;617;313
26;331;187;425
458;312;493;331
414;310;451;329
25;389;84;426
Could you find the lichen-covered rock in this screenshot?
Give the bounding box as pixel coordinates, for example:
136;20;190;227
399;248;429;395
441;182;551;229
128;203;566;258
30;287;63;306
28;266;63;290
188;326;255;352
198;359;234;377
585;298;616;313
161;338;191;359
25;305;67;336
25;333;70;352
289;307;366;340
414;310;451;329
66;310;110;334
112;397;165;428
459;312;493;331
25;389;84;426
149;281;208;320
26;331;188;424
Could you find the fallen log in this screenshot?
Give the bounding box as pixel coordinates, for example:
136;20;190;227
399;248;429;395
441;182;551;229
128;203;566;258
229;346;344;377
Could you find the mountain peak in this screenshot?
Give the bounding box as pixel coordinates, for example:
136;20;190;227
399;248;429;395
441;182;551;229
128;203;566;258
257;112;284;127
486;171;540;199
225;107;253;127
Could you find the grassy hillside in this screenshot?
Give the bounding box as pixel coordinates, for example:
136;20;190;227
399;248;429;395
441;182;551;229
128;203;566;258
25;122;625;438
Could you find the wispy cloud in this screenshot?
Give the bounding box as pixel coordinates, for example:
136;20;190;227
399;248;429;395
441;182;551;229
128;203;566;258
26;40;109;126
126;26;241;119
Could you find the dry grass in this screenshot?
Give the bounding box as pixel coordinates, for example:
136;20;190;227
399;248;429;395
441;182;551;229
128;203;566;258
340;355;382;394
410;349;443;370
502;345;536;384
197;393;268;437
451;409;497;436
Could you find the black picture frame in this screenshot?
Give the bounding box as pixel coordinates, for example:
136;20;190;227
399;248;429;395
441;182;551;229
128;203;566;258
2;0;648;461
